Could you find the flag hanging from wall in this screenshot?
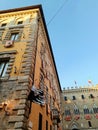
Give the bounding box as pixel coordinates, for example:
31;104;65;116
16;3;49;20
28;85;45;106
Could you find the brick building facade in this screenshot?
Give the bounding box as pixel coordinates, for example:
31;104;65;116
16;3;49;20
62;85;98;130
0;5;62;130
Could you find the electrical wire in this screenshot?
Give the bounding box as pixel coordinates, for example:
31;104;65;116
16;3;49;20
47;0;68;26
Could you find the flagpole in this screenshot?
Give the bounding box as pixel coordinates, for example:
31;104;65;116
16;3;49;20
74;80;77;88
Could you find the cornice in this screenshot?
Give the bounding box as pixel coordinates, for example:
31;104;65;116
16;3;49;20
0;9;39;19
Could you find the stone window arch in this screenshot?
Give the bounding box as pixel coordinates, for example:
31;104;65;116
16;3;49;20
74;106;80;115
0;19;8;27
15;17;24;25
71;123;79;130
93;104;98;113
83;105;89;114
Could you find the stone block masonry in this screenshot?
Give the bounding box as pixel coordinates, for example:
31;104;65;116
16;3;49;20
0;76;31;130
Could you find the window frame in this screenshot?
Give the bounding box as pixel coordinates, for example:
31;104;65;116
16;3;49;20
38;113;42;130
1;23;7;27
65;109;71;116
88;121;92;127
84;108;89;114
72;95;76;100
0;60;9;77
46;120;48;130
64;96;67;101
81;94;85;99
10;32;19;41
89;94;94;99
17;21;23;25
74;108;80;115
93;105;98;113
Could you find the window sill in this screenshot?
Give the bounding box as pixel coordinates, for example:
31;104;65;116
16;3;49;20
9;25;24;29
0;27;5;30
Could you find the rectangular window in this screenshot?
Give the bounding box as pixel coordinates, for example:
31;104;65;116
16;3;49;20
17;21;23;25
10;33;19;41
0;60;9;77
38;113;42;130
88;121;92;127
93;107;98;113
1;23;7;27
46;120;48;130
50;125;52;130
46;104;48;115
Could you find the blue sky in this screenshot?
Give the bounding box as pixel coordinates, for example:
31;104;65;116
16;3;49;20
0;0;98;88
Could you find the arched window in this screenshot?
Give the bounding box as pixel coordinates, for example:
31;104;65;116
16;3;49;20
64;96;67;101
89;94;94;99
74;108;80;115
65;109;71;116
93;104;98;113
0;19;8;27
81;94;85;99
84;105;89;114
72;96;76;100
15;17;24;25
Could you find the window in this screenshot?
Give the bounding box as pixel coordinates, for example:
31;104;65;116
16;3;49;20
64;96;67;101
84;108;89;114
88;121;92;127
89;94;94;99
72;96;76;100
81;95;85;99
74;108;80;115
17;21;23;25
50;125;52;130
93;107;98;113
93;105;98;113
46;120;48;130
0;60;9;77
65;110;71;116
10;33;19;41
1;23;7;27
38;113;42;130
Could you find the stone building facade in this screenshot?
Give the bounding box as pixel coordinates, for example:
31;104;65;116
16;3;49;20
62;85;98;130
0;5;62;130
